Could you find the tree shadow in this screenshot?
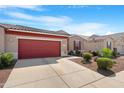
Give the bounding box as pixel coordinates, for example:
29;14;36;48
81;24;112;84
0;59;17;70
97;68;116;77
14;57;62;68
81;60;92;64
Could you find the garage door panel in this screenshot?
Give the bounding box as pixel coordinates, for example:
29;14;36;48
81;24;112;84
18;39;61;59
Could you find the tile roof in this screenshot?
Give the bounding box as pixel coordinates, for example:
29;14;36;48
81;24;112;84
71;34;109;41
0;23;70;36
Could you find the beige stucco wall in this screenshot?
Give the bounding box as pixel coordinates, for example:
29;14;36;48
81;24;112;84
86;37;114;52
85;40;104;51
113;37;124;54
69;36;105;52
85;36;124;54
69;36;86;51
69;35;116;53
0;27;5;53
5;34;68;59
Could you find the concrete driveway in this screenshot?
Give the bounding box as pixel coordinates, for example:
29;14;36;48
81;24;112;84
4;57;124;88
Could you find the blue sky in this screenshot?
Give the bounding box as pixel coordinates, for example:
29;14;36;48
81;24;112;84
0;5;124;36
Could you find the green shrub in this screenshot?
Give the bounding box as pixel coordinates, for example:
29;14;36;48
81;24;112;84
68;50;82;56
83;52;92;62
0;53;3;69
68;50;74;55
0;53;14;68
113;60;117;64
118;52;120;55
96;58;115;70
75;50;81;56
101;48;112;58
112;51;118;58
91;51;99;56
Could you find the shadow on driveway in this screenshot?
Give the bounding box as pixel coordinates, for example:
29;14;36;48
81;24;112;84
14;57;62;69
97;68;116;77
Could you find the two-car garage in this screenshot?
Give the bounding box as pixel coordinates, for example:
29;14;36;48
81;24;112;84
0;23;69;59
18;39;61;59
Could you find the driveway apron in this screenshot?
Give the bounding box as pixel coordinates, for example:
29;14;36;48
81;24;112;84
4;57;124;88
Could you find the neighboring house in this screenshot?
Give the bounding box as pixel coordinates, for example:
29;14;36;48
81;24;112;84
0;23;70;59
69;33;124;54
68;34;88;52
110;32;124;54
85;35;114;51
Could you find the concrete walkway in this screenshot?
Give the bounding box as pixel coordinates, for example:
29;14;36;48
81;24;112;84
4;57;124;88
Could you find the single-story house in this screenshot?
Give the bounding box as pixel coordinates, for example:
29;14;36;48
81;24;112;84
0;23;70;59
1;23;124;59
69;33;124;54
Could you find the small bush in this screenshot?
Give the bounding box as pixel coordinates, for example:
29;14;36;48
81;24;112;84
92;51;99;56
0;53;4;69
0;53;14;68
113;60;117;64
83;52;92;62
68;50;82;56
96;58;115;70
68;50;74;55
75;50;82;56
112;51;119;58
101;48;112;58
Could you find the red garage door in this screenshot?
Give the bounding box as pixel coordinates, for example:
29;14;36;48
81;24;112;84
18;39;61;59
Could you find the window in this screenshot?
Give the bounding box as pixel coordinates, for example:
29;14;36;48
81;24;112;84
107;41;112;49
74;40;81;50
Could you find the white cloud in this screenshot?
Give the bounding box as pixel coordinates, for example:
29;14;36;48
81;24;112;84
0;18;39;26
4;12;113;36
7;12;72;27
106;31;113;35
62;23;109;36
8;12;35;20
67;5;89;9
67;5;103;10
0;5;44;11
40;16;72;26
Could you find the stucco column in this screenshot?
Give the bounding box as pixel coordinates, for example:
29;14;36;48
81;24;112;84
0;27;5;53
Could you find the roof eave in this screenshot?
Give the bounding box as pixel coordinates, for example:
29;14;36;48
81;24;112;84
7;29;70;37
